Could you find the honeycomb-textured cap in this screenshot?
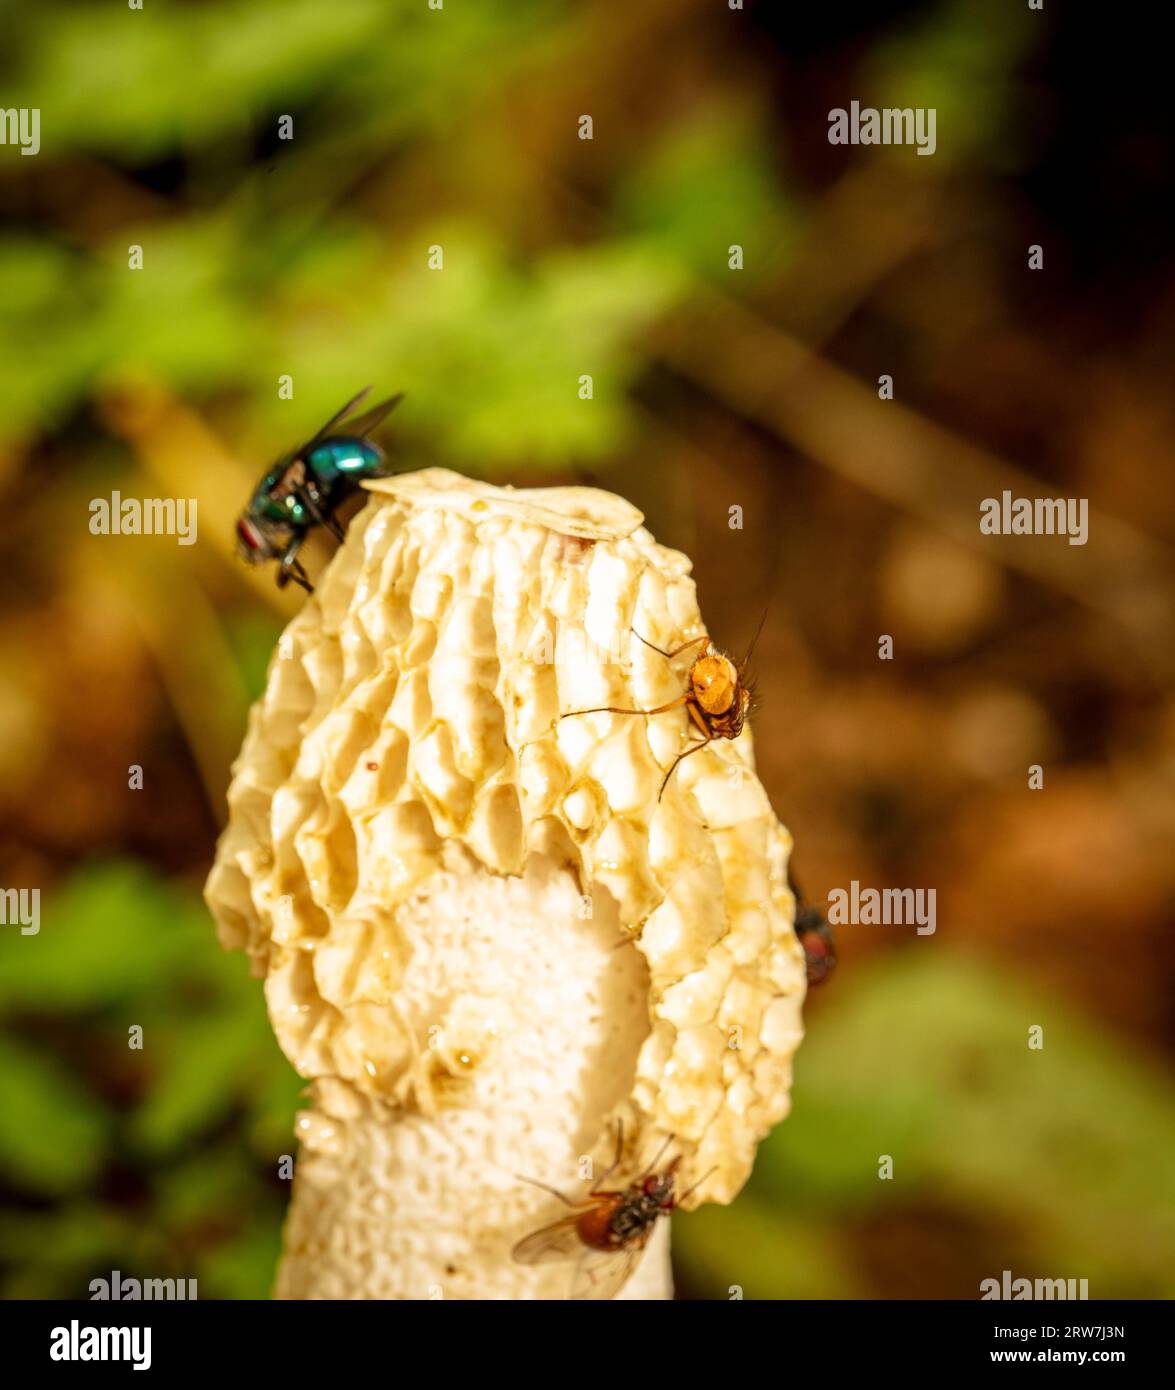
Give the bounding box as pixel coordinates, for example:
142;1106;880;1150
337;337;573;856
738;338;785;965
205;468;807;1223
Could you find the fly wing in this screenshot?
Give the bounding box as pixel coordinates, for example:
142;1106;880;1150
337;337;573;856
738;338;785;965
342;392;404;441
297;386;373;455
570;1241;646;1301
511;1213;586;1266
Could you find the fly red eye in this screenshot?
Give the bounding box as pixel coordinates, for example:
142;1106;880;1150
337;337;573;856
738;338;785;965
237;517;272;560
644;1177;660;1196
798;922;836;985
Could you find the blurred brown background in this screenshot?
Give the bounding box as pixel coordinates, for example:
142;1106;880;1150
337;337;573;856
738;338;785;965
1;0;1172;1298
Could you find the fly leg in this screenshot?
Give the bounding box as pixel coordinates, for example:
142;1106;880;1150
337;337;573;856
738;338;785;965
294;483;345;543
676;1165;719;1204
276;536;313;593
637;1133;675;1181
514;1174;584;1209
631;629;710;662
590;1120;626;1195
658;734;712;799
652;697;716;798
559;694;690;722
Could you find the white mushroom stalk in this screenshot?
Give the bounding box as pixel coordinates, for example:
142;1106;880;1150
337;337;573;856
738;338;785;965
204;469;807;1299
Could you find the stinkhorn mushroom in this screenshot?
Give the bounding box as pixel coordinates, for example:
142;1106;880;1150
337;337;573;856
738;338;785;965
204;468;807;1299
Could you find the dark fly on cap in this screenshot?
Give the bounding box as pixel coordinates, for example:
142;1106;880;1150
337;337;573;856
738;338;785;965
236;387;404;593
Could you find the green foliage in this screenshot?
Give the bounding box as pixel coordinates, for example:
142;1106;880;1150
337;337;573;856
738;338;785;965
224;613;286;703
675;951;1175;1299
615;108;800;282
1;0;680;462
0;863;301;1298
0;864;208;1009
869;0;1037;168
9;1;549;155
676;1201;863;1302
0;1038;111;1194
2;1207;136;1300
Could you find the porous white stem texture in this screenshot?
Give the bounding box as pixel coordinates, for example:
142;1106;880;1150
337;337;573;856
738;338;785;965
274;852;670;1299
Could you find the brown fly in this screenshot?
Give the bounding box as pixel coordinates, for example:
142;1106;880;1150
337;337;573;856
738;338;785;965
560;613;768;798
511;1125;710;1300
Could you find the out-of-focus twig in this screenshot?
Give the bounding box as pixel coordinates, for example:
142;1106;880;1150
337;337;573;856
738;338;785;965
99;547;249;827
96;379;308;821
97;377;304;614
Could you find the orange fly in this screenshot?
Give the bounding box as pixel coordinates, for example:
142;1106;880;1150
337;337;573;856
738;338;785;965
560;617;766;798
512;1127;709;1300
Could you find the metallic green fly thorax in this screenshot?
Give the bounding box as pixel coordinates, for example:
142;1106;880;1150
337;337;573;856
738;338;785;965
236;389;403;593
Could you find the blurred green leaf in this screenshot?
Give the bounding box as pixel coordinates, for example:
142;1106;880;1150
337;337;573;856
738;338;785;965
675;1200;864;1301
0;1206;134;1299
153;1151;257;1231
616;108;799;282
7;0;569;165
131;1010;272;1155
224;612;286;704
870;0;1036;169
0;1036;111;1193
197;1215;284;1300
0;862;208;1009
744;950;1175;1297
